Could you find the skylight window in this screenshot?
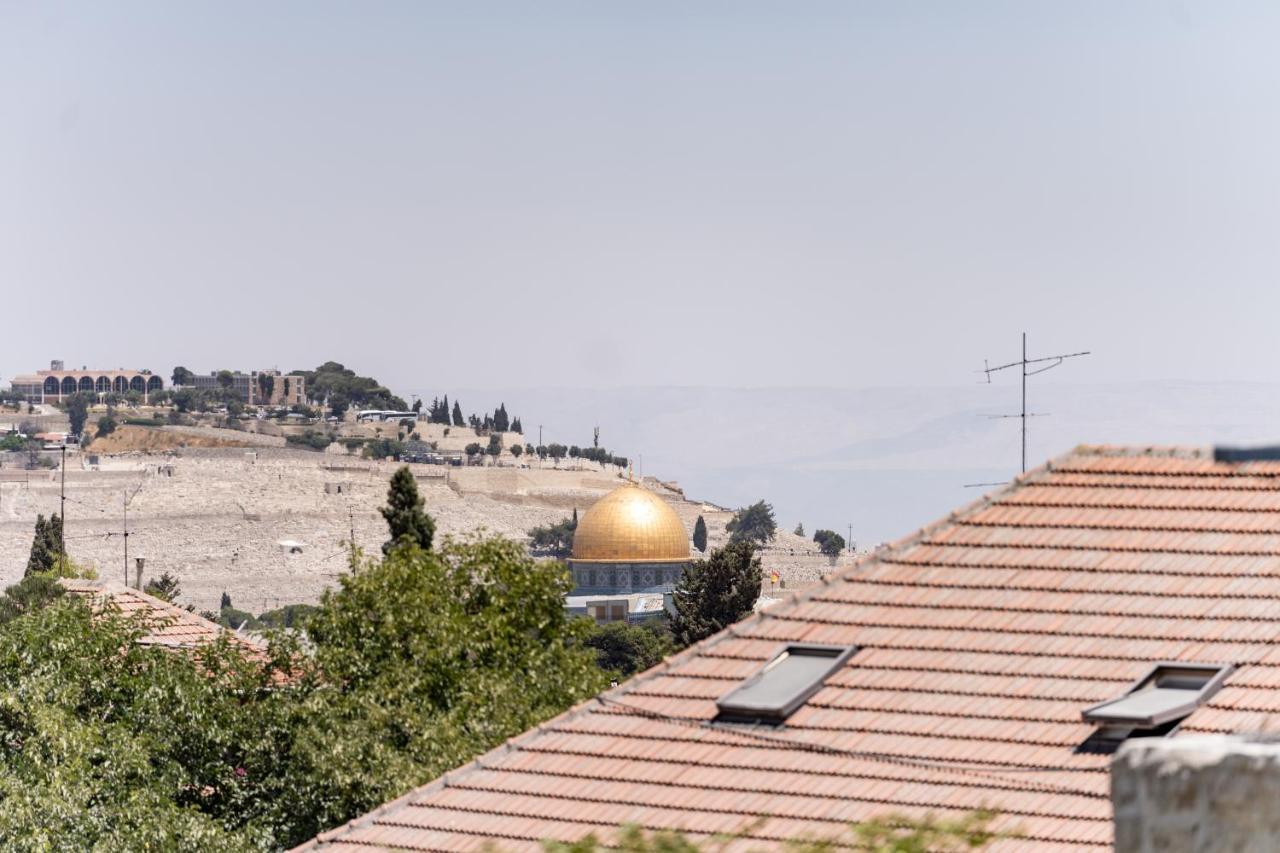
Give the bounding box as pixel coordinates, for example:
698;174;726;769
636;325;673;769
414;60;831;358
1081;663;1233;743
715;644;855;724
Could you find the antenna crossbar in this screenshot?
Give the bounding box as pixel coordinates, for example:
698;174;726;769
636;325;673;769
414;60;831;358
980;333;1091;474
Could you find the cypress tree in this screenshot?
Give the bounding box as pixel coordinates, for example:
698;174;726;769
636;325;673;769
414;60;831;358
692;515;707;553
511;417;523;434
440;395;451;425
381;466;435;554
452;401;464;426
25;513;63;576
493;404;509;432
670;542;762;647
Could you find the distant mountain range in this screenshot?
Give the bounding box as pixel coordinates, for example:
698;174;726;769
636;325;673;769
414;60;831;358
450;381;1280;547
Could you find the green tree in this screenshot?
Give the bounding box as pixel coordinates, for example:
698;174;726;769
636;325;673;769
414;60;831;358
692;515;707;553
493;403;510;432
297;536;606;838
510;443;523;459
725;500;777;546
25;514;64;576
670;542;761;647
548;443;568;464
171;365;195;386
583;621;675;679
794;522;805;537
65;393;89;436
511;417;523;434
380;465;435;553
143;571;182;603
257;373;275;402
814;529;846;559
96;416;117;437
216;370;235;390
465;441;482;458
486;433;503;459
452;400;465;426
528;516;577;556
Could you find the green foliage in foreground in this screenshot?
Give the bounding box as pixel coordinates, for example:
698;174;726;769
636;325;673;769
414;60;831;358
544;810;1001;853
0;536;605;849
582;620;675;679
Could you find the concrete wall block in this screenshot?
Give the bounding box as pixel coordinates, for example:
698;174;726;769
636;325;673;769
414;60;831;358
1114;736;1280;853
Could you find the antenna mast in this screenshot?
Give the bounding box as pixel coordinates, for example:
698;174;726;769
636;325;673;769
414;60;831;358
982;332;1090;473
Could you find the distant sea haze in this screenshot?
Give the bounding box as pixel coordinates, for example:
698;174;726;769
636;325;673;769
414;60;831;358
445;382;1280;546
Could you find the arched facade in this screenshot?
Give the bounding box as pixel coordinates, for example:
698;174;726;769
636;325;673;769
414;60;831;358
8;369;163;402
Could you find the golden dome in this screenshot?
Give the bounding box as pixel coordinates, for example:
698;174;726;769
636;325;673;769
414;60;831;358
571;484;691;563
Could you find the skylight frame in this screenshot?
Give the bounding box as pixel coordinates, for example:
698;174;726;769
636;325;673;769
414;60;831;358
1081;661;1234;730
715;643;857;725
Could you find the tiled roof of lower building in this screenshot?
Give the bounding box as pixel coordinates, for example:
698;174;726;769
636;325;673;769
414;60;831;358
300;446;1280;852
59;578;271;664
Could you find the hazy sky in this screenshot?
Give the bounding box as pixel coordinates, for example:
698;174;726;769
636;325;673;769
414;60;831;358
4;1;1279;393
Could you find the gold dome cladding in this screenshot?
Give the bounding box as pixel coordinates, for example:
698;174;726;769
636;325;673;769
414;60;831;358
571;484;691;563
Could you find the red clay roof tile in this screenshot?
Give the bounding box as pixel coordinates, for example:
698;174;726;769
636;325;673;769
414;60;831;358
300;446;1280;851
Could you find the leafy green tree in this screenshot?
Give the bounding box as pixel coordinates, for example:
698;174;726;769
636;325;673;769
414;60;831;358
528;516;577;556
465;441;482;458
670;542;761;647
583;621;675;679
510;443;523;459
794;522;805;537
96;416;117;437
24;514;64;576
220;591;232;609
814;529;846;559
493;403;510;432
692;515;707;553
726;500;777;546
143;571;182;603
216;370;235;390
297;536;606;838
452;401;464;426
548;443;568;464
380;465;435;553
511;417;523;434
257;373;275;402
65;393;90;436
171;365;195;386
486;433;503;459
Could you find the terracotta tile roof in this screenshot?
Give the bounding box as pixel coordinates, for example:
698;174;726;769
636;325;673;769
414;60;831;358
301;446;1280;852
59;578;272;664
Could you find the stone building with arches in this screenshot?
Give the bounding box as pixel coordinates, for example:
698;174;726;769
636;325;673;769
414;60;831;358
567;482;691;596
8;361;163;403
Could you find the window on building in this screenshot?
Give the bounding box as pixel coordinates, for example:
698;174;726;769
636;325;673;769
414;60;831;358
715;644;856;725
1079;663;1233;751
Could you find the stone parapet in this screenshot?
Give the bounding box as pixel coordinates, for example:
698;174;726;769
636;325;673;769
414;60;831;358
1113;735;1280;853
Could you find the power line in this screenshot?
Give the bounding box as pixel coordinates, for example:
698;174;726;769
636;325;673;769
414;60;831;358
980;333;1091;473
595;695;1105;800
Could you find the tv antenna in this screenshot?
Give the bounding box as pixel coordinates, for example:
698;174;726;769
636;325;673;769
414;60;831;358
981;332;1090;473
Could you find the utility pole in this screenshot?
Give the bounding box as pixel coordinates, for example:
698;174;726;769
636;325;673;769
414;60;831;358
59;443;66;570
123;490;129;585
981;333;1090;473
847;523;853;554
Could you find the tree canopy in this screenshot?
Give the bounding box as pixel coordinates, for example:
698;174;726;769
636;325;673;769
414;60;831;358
692;516;707;553
725;500;777;545
670;542;762;646
814;529;847;558
295;362;407;412
380;466;434;553
25;514;64;576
